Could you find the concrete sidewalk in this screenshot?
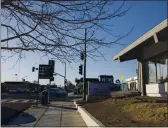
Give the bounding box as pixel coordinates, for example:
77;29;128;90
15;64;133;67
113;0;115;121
6;101;86;127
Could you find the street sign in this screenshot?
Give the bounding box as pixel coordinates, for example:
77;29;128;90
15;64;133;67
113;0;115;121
120;75;124;80
38;64;54;79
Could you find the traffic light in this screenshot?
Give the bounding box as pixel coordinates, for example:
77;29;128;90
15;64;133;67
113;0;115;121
49;60;55;66
80;52;84;60
50;77;54;81
49;60;55;73
79;65;83;75
32;67;35;72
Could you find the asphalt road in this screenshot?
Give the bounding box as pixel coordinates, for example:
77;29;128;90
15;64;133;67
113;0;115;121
1;92;82;103
2;99;39;104
68;92;83;99
1;93;40;99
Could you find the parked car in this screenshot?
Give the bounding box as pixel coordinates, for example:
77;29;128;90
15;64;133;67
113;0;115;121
23;88;30;94
8;89;17;94
31;89;37;93
17;88;24;94
48;88;68;98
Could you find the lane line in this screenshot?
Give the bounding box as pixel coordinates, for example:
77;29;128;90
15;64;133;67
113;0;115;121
32;100;37;103
9;100;19;103
1;99;8;102
21;100;30;103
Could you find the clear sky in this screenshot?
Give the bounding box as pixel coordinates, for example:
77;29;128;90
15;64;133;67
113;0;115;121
1;1;167;86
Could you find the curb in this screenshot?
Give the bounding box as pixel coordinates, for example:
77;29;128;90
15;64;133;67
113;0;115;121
74;101;104;127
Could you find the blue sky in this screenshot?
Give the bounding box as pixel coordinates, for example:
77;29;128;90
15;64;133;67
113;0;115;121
1;1;167;86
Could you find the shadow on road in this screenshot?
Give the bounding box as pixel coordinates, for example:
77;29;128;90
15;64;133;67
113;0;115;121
7;112;36;126
1;103;34;125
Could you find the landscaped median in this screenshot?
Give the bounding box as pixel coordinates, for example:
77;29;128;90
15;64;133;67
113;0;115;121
75;96;168;127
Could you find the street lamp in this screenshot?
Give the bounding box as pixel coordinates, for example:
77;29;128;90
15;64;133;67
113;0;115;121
15;74;18;81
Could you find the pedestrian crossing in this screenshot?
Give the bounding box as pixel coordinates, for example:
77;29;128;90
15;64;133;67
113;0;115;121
1;99;39;103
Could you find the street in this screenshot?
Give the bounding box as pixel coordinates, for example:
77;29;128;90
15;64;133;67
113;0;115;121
2;99;39;104
1;93;39;99
1;92;85;127
1;92;82;104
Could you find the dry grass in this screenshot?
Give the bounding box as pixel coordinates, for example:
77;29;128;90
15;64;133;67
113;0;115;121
82;96;168;127
103;96;168;123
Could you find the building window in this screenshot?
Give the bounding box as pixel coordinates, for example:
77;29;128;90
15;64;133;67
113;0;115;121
147;58;168;84
148;61;157;83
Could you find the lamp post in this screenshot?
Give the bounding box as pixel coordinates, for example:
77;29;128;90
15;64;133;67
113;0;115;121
15;74;18;81
64;62;66;87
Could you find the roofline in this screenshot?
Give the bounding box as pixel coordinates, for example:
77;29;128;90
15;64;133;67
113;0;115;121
113;18;168;60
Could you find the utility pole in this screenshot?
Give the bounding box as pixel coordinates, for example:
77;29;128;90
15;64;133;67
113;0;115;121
48;79;51;104
32;66;39;106
37;71;39;106
83;28;87;101
15;74;18;81
48;60;55;104
64;62;66;87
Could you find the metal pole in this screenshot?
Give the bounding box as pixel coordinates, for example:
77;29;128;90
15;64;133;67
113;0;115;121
155;62;158;83
48;79;51;104
83;28;87;101
15;74;18;81
37;70;39;106
64;62;66;87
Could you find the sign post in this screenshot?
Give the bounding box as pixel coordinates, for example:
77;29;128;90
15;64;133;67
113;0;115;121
38;60;55;104
120;75;124;83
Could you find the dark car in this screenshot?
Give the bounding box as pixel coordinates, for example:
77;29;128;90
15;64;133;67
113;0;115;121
49;88;68;99
8;89;17;94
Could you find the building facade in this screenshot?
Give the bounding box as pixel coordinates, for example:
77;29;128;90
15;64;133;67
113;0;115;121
98;75;114;83
113;19;168;97
4;81;39;89
125;76;138;91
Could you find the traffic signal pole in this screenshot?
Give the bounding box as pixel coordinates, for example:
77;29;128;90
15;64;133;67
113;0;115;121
37;70;39;106
64;62;66;87
48;79;51;104
83;28;87;101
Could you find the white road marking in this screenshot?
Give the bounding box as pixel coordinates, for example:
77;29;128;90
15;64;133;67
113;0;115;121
1;99;8;102
2;99;39;103
9;100;19;103
22;100;29;103
32;100;37;103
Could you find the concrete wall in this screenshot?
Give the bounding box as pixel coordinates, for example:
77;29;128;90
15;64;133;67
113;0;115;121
88;82;111;96
146;83;168;97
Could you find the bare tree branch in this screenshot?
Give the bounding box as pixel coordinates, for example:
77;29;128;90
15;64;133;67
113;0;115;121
1;0;132;63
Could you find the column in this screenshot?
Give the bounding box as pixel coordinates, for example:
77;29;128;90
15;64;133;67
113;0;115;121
137;60;147;96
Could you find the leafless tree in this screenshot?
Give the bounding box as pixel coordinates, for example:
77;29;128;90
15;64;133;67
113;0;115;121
1;0;132;63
